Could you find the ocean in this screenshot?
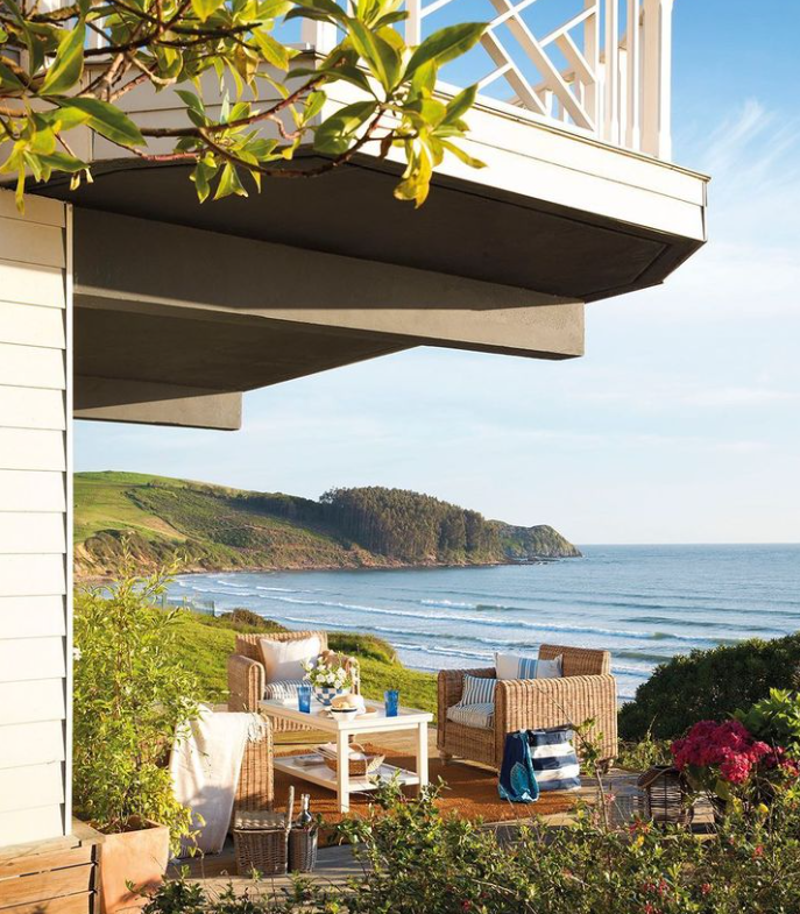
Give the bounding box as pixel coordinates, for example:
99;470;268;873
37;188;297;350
166;544;800;701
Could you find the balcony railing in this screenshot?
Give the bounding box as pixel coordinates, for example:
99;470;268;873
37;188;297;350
49;0;672;161
304;0;674;160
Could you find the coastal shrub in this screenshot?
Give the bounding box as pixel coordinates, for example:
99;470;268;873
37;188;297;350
73;555;200;849
145;781;800;914
328;632;398;664
619;633;800;741
211;609;288;634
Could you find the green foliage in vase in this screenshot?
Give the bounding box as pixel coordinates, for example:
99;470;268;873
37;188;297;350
0;0;486;209
72;552;201;849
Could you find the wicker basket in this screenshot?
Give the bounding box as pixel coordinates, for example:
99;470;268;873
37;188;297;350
233;811;288;876
321;742;385;777
289;827;318;873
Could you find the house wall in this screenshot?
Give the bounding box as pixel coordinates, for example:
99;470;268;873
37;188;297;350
0;189;72;848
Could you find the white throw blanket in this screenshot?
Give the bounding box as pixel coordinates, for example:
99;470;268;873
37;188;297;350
170;706;268;856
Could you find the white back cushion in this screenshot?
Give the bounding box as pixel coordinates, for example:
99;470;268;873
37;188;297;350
495;652;563;681
259;635;321;682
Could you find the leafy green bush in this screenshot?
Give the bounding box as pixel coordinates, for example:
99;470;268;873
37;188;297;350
619;634;800;741
145;781;800;914
328;632;397;664
736;689;800;758
210;609;288;634
73;555;200;849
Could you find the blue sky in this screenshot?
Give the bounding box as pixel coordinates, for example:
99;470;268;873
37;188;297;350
75;0;800;545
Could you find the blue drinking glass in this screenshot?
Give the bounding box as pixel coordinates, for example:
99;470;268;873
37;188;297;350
384;689;399;717
298;684;312;713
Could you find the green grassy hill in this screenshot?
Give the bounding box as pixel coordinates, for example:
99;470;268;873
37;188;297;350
75;471;580;578
173;610;437;713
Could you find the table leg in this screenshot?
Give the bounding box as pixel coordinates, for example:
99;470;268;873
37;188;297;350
336;728;350;813
416;721;429;794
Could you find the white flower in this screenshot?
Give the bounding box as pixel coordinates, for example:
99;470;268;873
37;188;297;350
73;646;82;662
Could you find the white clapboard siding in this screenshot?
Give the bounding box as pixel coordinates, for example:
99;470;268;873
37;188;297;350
0;554;66;596
0;513;66;553
0;191;66;228
0;260;66;309
0;302;65;348
0;217;65;269
0;342;65;390
0;596;66;638
0;762;65;813
0;721;66;770
0;637;66;683
0;470;65;512
0;429;65;471
0;387;66;431
0;807;64;849
0;188;69;850
0;679;66;726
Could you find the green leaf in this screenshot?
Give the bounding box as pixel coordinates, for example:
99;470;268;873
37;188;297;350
253;30;290;70
259;0;293;17
442;84;477;124
284;0;348;24
191;157;218;203
439;138;485;169
405;22;485;79
175;89;208;127
315;64;374;95
313;100;377;155
190;0;224;21
303;89;327;123
60;97;145;149
39;21;85;96
347;19;401;91
394;143;432;207
38;151;87;173
213;162;248;200
0;60;25;91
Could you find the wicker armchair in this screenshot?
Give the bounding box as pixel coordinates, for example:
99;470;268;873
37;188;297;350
437;644;618;770
227;631;360;732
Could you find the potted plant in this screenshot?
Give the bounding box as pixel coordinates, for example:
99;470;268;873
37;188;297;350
73;553;200;914
302;653;353;706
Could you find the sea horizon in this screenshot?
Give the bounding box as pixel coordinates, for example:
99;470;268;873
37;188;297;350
165;543;800;702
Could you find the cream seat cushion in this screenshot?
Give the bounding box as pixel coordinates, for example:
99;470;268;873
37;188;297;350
259;635;321;682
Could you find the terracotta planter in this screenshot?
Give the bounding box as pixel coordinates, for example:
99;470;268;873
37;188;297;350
99;819;170;914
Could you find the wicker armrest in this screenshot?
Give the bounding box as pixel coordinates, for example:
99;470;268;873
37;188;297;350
234;718;274;815
494;673;618;762
437;667;496;747
227;653;265;712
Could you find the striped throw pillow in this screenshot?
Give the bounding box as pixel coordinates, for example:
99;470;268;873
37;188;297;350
527;727;581;791
264;679;305;701
460;674;497;706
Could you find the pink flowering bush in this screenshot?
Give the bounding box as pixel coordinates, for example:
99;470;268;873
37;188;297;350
672;718;799;803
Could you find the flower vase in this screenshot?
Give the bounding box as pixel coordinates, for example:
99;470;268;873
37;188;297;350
313;686;346;707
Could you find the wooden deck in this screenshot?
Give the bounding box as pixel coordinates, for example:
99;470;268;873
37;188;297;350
172;726;644;894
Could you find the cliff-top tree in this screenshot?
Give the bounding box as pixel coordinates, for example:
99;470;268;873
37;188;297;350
0;0;485;209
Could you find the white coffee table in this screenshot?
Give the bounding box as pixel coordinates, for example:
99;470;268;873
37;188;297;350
259;699;433;813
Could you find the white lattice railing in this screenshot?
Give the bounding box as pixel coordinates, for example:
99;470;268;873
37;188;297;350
43;0;672;160
304;0;674;160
